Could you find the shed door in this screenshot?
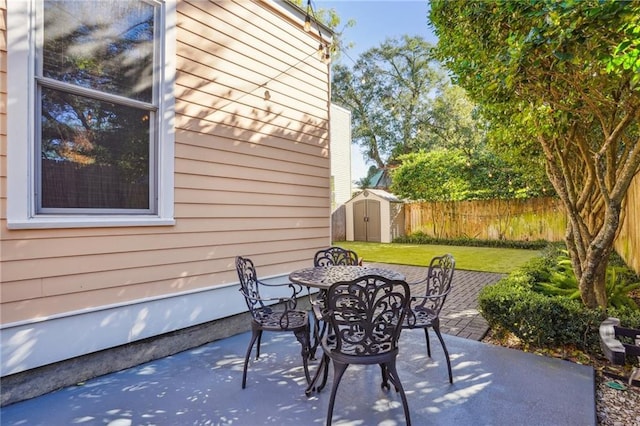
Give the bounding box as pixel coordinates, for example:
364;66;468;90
353;200;367;241
353;199;381;242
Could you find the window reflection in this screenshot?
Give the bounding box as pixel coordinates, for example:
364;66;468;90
43;0;154;102
41;87;150;209
37;0;158;212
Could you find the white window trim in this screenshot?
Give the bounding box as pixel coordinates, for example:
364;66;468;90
6;0;176;229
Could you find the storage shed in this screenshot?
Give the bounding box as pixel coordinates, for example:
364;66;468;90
346;189;405;243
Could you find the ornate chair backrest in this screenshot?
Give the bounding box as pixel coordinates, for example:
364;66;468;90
326;275;410;356
235;256;264;318
313;247;359;267
415;254;455;314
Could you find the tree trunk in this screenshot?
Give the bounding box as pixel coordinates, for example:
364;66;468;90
570;203;621;309
578;249;608;309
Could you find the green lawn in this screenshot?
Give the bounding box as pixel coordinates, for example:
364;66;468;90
335;241;541;274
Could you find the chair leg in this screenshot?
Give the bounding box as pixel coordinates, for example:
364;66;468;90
306;352;329;396
308;287;318;360
255;330;263;359
310;319;319;359
424;328;432;357
384;361;412;426
380;363;402;392
432;324;453;384
293;327;312;384
316;353;331;392
310;315;326;360
310;291;328;360
380;363;401;391
242;329;260;389
311;320;328;359
380;363;390;390
326;361;349;426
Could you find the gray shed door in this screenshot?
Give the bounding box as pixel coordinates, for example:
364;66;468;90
353;199;381;242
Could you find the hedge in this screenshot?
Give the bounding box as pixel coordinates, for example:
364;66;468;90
478;256;640;357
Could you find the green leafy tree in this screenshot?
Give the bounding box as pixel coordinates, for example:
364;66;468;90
430;0;640;308
390;149;470;201
332;36;550;196
332;35;447;169
391;148;546;201
430;85;485;156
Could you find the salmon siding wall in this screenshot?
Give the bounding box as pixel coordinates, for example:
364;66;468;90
0;0;332;325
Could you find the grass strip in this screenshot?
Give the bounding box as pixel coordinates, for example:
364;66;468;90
334;241;541;274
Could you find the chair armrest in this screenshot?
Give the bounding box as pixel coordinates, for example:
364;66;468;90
240;289;298;307
258;279;304;297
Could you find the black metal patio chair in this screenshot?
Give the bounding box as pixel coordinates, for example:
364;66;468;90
309;275;412;426
235;256;311;388
309;247;361;357
403;254;456;383
313;246;360;267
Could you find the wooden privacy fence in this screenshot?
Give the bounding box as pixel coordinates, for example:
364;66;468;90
615;173;640;274
42;160;149;209
404;197;567;242
403;182;640;275
332;204;347;241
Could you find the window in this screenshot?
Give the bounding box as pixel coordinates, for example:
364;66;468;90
7;0;176;228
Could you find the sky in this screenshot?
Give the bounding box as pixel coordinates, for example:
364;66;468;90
315;0;438;182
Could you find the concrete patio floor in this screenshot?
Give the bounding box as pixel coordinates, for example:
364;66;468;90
0;266;597;425
1;326;596;425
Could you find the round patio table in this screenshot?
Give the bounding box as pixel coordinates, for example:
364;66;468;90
289;265;405;289
289;265;407;396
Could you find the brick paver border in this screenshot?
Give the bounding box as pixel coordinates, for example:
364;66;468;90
365;262;504;341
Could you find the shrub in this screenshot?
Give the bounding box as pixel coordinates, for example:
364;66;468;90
480;279;602;352
606;267;640;309
393;232;549;250
479;252;640;356
532;249;640;310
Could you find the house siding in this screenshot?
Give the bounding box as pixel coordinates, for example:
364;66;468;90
0;0;332;376
0;1;5;238
330;103;352;211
